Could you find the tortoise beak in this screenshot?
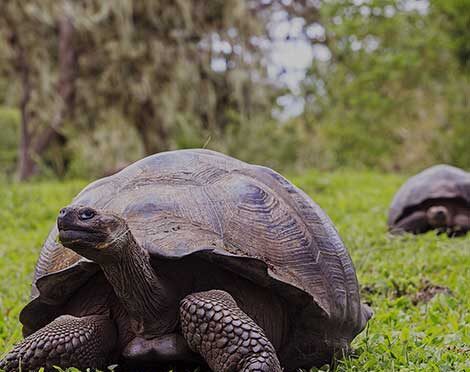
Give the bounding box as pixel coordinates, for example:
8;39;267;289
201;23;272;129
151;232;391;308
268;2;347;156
57;206;75;231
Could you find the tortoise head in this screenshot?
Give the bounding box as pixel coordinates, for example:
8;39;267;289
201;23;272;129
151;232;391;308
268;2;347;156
426;205;450;228
57;205;130;263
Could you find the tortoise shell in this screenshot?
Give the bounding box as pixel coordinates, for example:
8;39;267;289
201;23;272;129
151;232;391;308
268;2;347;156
21;149;370;366
388;164;470;226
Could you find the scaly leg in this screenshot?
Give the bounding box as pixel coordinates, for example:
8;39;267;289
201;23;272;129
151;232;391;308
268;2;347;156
450;213;470;237
392;210;429;234
180;290;282;372
0;314;116;371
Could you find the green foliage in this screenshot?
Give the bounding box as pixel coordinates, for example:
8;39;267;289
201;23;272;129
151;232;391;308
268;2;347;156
433;0;470;70
0;0;469;178
438;77;470;168
0;180;85;354
212;112;302;172
300;0;470;171
66;109;144;178
0;0;279;179
61;0;274;154
1;171;469;370
0;107;20;178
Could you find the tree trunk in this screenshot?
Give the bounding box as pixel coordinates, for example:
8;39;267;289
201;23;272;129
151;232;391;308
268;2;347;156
5;12;35;180
17;12;77;180
32;13;77;157
17;62;34;180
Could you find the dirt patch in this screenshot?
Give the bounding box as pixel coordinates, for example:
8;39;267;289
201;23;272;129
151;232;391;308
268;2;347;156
411;280;452;305
360;279;452;306
446;345;470;354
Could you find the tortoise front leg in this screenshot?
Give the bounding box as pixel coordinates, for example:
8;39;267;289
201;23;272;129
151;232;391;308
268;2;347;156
449;213;470;237
392;210;429;234
180;290;282;372
0;314;117;372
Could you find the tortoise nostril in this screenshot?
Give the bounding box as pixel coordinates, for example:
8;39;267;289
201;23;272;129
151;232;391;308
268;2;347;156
59;208;68;218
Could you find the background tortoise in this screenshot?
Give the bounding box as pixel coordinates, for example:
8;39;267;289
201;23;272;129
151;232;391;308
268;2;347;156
1;149;371;372
388;164;470;236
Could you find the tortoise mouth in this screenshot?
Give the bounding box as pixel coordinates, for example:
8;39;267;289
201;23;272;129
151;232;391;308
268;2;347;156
58;228;106;248
58;224;94;232
57;215;100;234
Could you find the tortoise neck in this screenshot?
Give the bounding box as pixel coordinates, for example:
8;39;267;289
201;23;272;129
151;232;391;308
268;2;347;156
101;231;176;337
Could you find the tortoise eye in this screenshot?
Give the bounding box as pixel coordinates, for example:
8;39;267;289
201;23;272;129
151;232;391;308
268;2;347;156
79;208;96;221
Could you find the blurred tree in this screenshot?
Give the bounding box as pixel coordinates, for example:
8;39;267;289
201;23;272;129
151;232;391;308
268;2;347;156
0;107;20;177
430;0;470;168
433;0;470;71
71;0;270;154
2;0;467;178
2;0;316;179
300;0;469;171
71;1;321;154
0;0;77;180
0;1;77;180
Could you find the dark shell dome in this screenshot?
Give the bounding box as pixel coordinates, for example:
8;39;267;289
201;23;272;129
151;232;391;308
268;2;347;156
388;164;470;226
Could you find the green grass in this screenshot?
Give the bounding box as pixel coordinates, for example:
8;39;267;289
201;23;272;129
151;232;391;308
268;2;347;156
0;170;469;371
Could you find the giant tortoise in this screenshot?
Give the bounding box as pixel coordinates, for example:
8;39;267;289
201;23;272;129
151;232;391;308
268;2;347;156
1;149;371;372
388;164;470;236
